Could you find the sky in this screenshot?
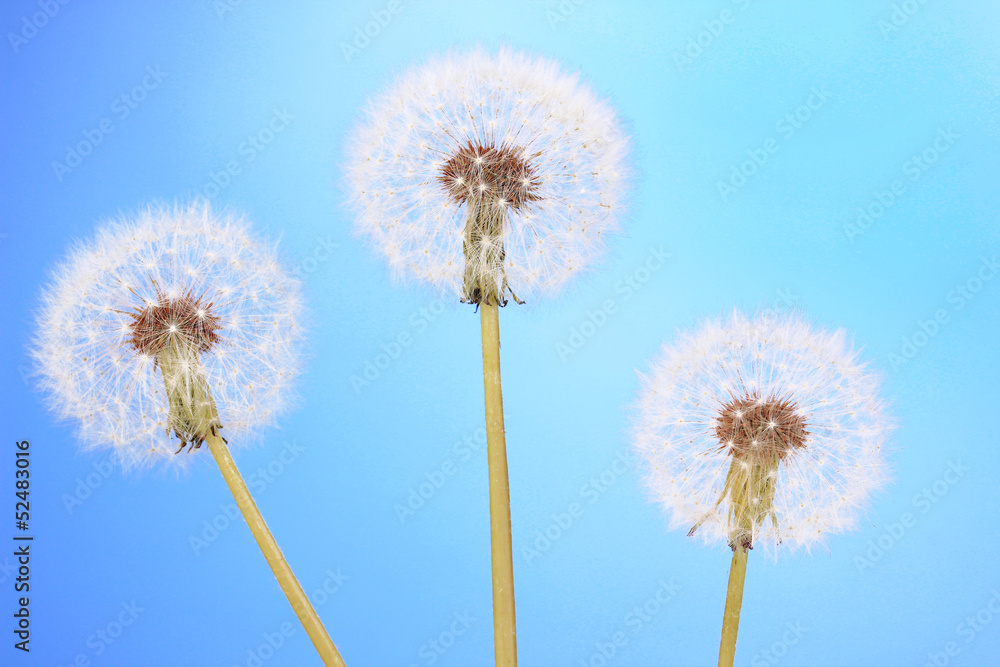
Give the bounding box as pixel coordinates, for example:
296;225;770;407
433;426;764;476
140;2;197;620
1;1;999;665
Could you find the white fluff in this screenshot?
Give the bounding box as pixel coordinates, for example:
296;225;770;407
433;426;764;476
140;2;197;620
633;311;892;553
344;46;630;302
32;203;304;469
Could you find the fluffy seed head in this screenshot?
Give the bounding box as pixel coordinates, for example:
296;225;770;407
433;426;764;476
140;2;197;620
715;392;808;461
633;311;892;553
344;46;630;304
127;287;222;356
32;203;305;469
438;141;542;211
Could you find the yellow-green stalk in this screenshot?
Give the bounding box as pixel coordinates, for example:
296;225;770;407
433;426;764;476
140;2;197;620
141;296;346;666
480;301;517;666
205;429;346;667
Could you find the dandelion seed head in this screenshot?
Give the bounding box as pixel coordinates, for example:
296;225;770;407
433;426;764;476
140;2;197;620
127;289;222;357
32;203;305;470
715;392;807;462
438;141;542;211
344;46;630;303
633;311;892;553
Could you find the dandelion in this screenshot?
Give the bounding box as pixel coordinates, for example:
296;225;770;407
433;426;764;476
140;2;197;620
344;45;629;306
344;46;630;665
33;203;346;666
632;311;891;667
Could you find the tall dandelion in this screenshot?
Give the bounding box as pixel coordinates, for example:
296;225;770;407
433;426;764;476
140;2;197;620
33;204;347;666
345;46;629;665
632;311;891;667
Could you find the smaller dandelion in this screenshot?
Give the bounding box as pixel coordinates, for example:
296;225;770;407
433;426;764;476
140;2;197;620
33;203;346;666
632;311;892;667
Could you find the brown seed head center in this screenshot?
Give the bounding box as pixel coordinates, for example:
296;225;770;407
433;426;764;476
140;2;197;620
127;290;221;356
439;141;542;210
715;392;808;461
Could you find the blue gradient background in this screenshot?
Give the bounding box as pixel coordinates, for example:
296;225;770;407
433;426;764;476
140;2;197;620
2;1;999;665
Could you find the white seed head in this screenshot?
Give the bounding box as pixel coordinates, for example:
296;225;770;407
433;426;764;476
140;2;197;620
632;311;892;553
344;46;630;303
32;203;305;469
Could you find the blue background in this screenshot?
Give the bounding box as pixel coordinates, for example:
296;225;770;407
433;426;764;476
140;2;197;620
2;1;999;665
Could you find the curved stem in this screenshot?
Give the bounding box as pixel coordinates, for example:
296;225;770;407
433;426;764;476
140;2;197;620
205;431;347;667
718;546;748;667
480;303;518;666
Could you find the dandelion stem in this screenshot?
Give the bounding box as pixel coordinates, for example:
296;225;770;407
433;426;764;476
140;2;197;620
205;431;347;667
717;546;748;667
479;302;518;666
